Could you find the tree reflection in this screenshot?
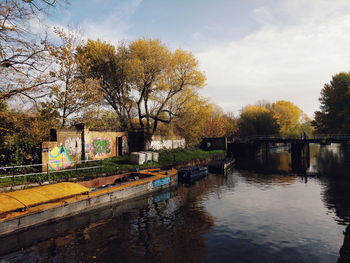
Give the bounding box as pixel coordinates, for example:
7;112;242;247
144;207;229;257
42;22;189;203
0;176;231;263
315;144;350;263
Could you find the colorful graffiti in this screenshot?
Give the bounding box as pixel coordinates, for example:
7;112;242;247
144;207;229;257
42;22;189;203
64;137;82;156
48;146;72;171
91;138;112;157
152;177;170;187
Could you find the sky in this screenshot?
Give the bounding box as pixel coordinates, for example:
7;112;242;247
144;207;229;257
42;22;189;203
48;0;350;117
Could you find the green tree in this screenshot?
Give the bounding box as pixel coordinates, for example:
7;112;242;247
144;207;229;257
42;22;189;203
314;72;350;133
0;102;58;165
237;105;279;137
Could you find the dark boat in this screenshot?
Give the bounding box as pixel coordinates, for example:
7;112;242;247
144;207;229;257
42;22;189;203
209;156;236;173
178;166;208;182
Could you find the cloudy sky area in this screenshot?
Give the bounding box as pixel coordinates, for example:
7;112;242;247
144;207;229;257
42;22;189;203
50;0;350;117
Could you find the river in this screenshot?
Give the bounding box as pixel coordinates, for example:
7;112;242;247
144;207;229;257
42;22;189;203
1;143;350;263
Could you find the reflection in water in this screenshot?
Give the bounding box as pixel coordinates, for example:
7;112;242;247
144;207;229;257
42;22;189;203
1;144;350;262
0;177;228;263
315;143;350;263
237;143;350;263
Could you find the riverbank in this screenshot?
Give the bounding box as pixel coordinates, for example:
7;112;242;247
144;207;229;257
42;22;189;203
0;148;225;191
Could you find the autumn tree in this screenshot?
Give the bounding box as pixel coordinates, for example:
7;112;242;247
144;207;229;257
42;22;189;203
0;0;62;100
314;72;350;133
127;39;205;137
271;100;302;136
72;107;121;131
0;101;59;165
203;106;228;138
46;28;101;127
76;39;133;130
172;90;213;146
79;38;206;136
225;112;238;139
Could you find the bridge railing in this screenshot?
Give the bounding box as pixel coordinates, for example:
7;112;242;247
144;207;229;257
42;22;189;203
311;134;350;139
232;134;350;142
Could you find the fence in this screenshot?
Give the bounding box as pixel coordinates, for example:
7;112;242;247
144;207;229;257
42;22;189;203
0;159;103;187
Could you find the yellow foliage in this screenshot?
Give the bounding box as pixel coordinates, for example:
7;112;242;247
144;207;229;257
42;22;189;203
242;105;270;114
48;28;103;127
271;100;302;136
173;90;213;146
203;106;228;138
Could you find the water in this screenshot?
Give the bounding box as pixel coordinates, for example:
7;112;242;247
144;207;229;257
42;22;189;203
1;144;350;263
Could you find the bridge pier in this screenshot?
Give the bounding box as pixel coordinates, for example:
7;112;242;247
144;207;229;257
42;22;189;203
291;142;310;173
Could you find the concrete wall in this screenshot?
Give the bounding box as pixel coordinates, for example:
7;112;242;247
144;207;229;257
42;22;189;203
85;131;128;160
42;141;61;172
56;130;83;162
42;127;128;170
150;136;185;150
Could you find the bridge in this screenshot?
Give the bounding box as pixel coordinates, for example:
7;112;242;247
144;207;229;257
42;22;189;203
234;134;350;144
228;134;350;175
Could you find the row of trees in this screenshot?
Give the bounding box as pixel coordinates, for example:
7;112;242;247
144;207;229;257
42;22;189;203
3;0;338;167
237;100;313;138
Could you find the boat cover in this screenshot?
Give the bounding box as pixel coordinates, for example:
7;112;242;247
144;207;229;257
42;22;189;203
0;182;89;215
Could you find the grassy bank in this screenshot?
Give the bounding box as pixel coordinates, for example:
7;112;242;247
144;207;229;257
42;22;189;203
0;148;224;188
104;148;224;170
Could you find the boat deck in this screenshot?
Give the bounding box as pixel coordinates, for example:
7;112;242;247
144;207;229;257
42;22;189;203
0;168;177;225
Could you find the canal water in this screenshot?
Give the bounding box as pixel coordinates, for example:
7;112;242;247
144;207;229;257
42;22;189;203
1;144;350;263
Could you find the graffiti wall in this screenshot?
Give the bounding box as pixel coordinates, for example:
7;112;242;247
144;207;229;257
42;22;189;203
63;137;82;157
91;138;112;158
48;146;73;171
42;128;129;170
150;138;186;151
86;131;127;160
55;130;83;161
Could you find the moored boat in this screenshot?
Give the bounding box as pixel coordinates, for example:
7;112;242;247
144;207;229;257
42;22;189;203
0;168;177;236
209;156;236;173
178;166;208;183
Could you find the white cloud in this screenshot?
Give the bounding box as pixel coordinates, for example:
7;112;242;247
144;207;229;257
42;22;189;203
197;2;350;117
79;0;142;44
251;7;273;25
49;0;143;45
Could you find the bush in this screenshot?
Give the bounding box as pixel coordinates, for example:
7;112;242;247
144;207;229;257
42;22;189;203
0;141;41;168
